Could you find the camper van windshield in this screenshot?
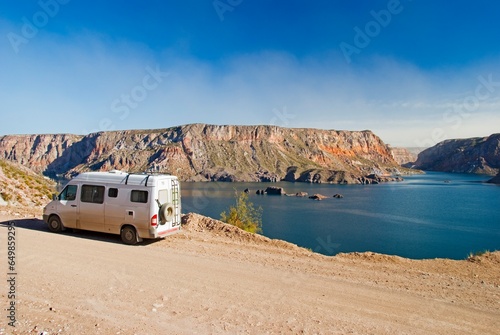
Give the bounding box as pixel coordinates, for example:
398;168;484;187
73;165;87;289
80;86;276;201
59;185;77;201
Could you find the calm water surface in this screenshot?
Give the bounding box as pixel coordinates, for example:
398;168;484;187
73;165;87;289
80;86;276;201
181;172;500;259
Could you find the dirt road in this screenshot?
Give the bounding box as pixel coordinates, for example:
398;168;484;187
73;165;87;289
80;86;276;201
0;212;498;334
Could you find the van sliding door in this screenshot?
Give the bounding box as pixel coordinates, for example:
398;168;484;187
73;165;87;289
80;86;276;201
79;184;105;232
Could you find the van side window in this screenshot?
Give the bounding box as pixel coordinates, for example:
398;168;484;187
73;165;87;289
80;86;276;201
81;185;105;204
108;188;118;198
59;185;77;201
131;190;148;203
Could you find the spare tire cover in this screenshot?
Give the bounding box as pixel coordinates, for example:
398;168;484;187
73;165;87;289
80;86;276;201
159;203;174;224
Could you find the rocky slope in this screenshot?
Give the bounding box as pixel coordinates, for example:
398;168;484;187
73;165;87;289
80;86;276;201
408;133;500;175
390;147;415;165
0;124;408;183
0;133;82;173
0;159;56;206
389;147;427;165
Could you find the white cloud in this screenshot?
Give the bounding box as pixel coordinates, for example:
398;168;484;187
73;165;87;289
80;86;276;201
1;27;499;146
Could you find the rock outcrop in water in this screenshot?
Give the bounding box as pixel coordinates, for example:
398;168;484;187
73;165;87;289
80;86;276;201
0;124;408;183
488;172;500;184
408;134;500;175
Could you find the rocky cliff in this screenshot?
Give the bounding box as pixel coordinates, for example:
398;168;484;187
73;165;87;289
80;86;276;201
0;134;83;174
0;124;407;183
390;147;425;165
409;134;500;175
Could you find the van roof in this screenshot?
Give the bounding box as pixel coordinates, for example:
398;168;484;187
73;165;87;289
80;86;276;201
71;171;177;186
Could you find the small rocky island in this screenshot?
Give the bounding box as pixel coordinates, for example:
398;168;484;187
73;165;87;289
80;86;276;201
488;172;500;184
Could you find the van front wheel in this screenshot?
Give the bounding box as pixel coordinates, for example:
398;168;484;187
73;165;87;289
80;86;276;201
48;216;63;233
121;226;138;245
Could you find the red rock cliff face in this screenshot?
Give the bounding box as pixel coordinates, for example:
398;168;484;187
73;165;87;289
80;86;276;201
390;147;418;165
0;134;83;173
0;124;404;183
410;134;500;175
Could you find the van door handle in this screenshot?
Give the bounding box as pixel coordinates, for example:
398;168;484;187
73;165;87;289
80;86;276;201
71;205;77;207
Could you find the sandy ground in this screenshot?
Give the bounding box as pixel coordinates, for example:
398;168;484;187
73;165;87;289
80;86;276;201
0;208;498;334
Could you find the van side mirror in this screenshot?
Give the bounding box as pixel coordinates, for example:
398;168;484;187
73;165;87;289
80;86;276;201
52;194;58;201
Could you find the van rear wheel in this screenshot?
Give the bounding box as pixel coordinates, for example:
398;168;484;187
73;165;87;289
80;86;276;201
121;226;138;245
48;216;63;233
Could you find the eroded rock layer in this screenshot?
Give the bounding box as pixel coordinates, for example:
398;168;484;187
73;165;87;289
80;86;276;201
0;124;407;183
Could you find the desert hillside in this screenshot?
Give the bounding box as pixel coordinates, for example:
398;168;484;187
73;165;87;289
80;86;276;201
0;159;56;207
0;124;410;183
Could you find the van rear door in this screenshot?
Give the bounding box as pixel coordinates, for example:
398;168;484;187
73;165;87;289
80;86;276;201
156;179;181;235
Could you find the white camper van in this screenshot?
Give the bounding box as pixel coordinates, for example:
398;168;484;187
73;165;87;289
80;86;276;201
43;171;181;244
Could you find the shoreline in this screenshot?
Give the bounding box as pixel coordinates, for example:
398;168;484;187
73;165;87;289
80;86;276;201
0;206;496;262
0;211;498;334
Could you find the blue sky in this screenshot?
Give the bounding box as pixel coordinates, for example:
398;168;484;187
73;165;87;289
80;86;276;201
1;0;500;146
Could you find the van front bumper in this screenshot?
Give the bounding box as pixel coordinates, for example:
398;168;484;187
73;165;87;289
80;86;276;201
42;214;49;223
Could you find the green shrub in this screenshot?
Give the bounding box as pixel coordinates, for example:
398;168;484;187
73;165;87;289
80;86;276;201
220;190;263;234
467;249;489;259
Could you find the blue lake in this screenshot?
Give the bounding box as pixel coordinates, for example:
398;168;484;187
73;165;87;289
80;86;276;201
180;172;500;260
